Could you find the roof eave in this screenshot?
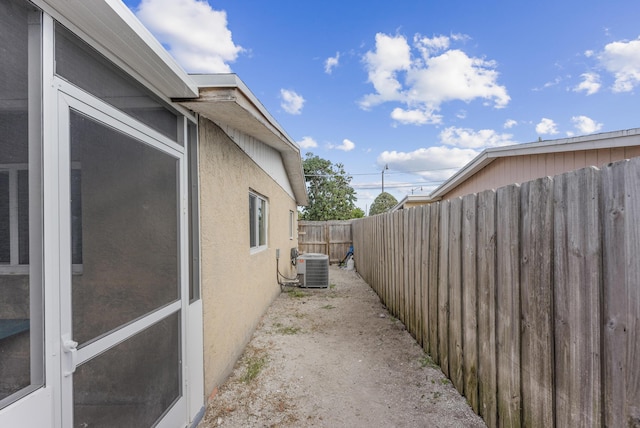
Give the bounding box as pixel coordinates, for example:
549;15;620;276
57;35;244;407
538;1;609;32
42;0;198;98
177;74;308;206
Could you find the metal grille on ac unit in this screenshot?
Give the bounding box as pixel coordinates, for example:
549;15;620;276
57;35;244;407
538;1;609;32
296;253;329;288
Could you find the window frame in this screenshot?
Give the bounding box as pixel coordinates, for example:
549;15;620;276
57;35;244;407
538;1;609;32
0;165;24;273
249;191;268;253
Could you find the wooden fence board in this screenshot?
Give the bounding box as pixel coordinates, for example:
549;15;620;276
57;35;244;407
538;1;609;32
520;177;554;428
601;160;627;428
477;190;498;428
428;203;440;363
553;167;601;427
379;215;385;299
413;206;424;345
384;215;395;307
388;213;395;315
420;205;430;350
624;158;640;427
394;210;402;318
404;209;412;331
438;200;450;376
477;189;497;428
448;197;464;393
462;193;478;413
496;184;521;428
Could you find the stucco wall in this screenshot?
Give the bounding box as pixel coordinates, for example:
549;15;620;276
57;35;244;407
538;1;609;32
198;118;299;396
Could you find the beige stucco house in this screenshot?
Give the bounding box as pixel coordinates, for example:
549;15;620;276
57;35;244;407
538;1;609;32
0;1;306;427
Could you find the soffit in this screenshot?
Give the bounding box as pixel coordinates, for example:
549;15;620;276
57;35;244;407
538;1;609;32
177;75;308;206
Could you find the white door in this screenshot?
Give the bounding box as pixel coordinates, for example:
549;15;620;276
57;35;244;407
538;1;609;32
57;91;188;428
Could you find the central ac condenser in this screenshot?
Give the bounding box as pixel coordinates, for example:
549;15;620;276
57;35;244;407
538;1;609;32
296;253;329;288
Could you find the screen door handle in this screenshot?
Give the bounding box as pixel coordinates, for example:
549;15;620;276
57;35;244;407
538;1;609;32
62;335;78;377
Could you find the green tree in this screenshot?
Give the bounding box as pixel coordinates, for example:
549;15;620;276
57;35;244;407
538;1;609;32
369;192;398;216
301;153;358;220
350;207;365;218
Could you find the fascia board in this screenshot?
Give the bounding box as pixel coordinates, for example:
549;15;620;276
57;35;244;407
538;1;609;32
430;152;493;199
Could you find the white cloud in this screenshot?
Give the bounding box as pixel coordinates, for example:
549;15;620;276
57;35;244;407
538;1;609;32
504;119;518;129
439;126;516;149
360;32;509;125
325;52;340;74
135;0;242;73
534;76;563;91
451;33;471;43
328;139;356;152
571;115;603;134
574;72;601;95
390;107;442;125
378;146;478;181
280;89;305;115
536;118;559;135
360;33;412;109
414;34;450;58
598;37;640;92
297;136;318;149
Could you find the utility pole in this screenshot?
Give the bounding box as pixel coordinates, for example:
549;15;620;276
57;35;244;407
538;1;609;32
381;164;388;193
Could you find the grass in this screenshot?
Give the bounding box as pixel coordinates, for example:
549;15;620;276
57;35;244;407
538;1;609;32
241;355;268;383
287;289;309;298
278;326;301;335
419;353;439;369
329;283;336;289
320;304;335;310
273;322;301;335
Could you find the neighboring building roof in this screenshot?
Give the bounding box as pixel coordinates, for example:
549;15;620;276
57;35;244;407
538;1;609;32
430;127;640;200
177;74;308;206
390;194;433;212
45;0;308;206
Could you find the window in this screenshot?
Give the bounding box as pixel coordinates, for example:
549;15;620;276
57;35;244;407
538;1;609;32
0;165;82;274
0;166;30;273
249;192;267;250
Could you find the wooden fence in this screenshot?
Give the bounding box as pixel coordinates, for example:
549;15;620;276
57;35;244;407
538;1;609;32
352;158;640;428
297;220;353;264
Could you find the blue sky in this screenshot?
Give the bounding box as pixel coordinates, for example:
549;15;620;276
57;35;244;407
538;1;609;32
124;0;640;212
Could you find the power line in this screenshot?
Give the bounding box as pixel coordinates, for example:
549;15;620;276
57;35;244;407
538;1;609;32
304;166;461;178
352;181;444;189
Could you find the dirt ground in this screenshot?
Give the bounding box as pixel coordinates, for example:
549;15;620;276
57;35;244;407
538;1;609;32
199;265;486;428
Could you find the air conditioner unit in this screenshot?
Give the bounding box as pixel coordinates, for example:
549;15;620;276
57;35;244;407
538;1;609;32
296;253;329;288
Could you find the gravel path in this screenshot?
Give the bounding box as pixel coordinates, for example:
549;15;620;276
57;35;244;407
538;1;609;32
199;265;486;428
